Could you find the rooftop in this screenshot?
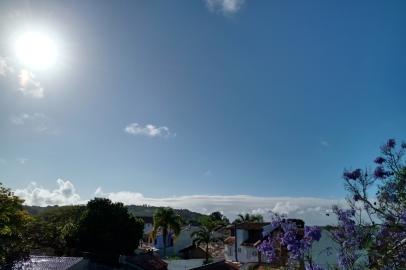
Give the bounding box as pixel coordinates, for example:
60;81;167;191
9;256;83;270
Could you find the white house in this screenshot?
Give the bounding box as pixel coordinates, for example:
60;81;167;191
151;225;201;257
224;223;269;264
139;216;154;235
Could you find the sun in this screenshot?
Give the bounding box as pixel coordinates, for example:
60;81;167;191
15;31;58;70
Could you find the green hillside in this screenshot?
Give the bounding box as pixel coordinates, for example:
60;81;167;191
24;204;206;224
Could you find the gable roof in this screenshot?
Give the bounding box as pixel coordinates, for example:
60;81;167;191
189;260;239;270
124;253;168;270
178;244;206;254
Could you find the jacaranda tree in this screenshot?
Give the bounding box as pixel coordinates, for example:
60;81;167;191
257;139;406;270
332;139;406;269
257;214;323;270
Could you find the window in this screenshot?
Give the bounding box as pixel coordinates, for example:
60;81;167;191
238;248;241;253
252;251;257;257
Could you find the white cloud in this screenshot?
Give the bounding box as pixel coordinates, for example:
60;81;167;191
10;113;50;132
16;158;28;165
15;180;345;225
321;140;329;147
124;123;174;138
17;69;44;98
0;57;44;98
205;0;245;15
15;179;81;206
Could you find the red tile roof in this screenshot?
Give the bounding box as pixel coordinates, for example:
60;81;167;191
224;236;235;245
124;253;167;270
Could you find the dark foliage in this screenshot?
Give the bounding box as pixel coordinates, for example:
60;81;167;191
76;198;143;265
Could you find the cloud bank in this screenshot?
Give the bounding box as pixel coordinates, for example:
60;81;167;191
124;123;174;138
15;180;344;225
205;0;245;15
0;57;44;98
15;179;81;206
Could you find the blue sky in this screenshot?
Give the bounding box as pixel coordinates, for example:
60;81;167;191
0;0;405;223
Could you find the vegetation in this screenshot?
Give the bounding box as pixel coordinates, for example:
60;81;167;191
76;198;144;265
0;183;33;266
332;139;406;269
152;207;183;258
199;211;229;231
192;222;223;263
234;213;264;223
28;205;85;255
257;139;406;270
25;204;205;224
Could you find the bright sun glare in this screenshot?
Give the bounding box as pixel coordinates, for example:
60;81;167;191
15;31;58;70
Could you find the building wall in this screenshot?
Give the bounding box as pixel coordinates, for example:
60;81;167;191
224;244;259;264
224;244;234;262
173;226;200;254
238;246;259;263
144;223;153;235
310;229;340;268
236;229;248;246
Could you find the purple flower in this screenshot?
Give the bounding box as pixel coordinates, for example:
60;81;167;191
343;169;362;180
400;211;406;225
374;166;388;179
374;156;386;164
305;226;322;242
353;194;361;201
387;138;396;148
305;264;325;270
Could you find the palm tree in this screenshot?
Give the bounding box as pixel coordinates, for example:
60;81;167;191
152;207;182;258
192;225;222;263
234;213;263;223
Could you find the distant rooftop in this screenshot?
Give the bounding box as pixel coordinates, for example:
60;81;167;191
9;256;83;270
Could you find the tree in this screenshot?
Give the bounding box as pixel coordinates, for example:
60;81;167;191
256;214;323;269
332;139;406;269
192;225;222;263
152;207;183;258
234;213;264;223
76;198;143;265
29;205;85;255
0;183;33;266
209;211;230;225
199;212;229;232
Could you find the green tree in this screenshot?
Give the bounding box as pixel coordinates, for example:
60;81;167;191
0;183;33;266
192;225;222;263
234;213;263;223
29;205;85;255
152;207;182;258
77;198;143;265
209;211;229;226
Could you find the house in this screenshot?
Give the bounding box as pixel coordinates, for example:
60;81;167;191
178;244;207;259
224;223;270;264
139;216;154;235
153;225;201;257
120;253;168;270
256;220;342;269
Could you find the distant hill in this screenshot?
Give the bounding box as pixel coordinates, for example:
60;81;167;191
24;204;206;224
